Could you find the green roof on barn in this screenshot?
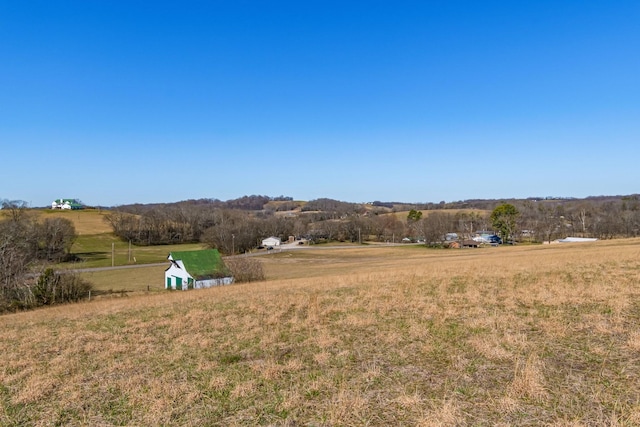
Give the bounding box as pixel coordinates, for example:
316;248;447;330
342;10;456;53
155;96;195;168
169;249;230;280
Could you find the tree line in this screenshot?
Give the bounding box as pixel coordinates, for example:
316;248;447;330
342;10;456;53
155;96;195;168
2;194;637;311
0;200;91;313
106;194;640;251
411;197;640;245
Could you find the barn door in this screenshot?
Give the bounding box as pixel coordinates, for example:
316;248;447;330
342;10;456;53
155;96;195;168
176;277;182;290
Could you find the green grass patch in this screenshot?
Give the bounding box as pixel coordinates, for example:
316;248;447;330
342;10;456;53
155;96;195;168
79;265;167;292
62;234;206;269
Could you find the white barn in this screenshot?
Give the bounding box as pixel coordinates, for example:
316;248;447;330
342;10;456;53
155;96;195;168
165;249;233;291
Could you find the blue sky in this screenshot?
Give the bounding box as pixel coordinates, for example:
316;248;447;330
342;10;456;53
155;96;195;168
2;1;639;207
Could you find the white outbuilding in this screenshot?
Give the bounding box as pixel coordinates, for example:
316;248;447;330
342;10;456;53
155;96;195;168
261;237;281;247
558;237;598;243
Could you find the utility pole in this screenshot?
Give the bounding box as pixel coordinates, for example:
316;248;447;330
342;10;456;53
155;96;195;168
112;242;115;267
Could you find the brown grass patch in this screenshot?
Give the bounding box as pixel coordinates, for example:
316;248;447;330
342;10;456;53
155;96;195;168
34;209;112;235
2;239;640;425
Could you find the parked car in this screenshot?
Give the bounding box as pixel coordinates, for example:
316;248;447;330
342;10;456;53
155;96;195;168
487;235;502;244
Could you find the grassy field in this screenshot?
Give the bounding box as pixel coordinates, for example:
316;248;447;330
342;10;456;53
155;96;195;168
67;233;206;270
2;240;640;425
389;208;489;221
30;209;208;270
79;265;169;293
34;209;113;235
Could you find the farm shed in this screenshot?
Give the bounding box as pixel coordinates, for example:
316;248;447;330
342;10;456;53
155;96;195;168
261;236;281;247
461;239;480;248
165;249;233;291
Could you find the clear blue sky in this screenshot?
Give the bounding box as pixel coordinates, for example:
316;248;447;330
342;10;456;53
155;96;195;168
2;1;639;207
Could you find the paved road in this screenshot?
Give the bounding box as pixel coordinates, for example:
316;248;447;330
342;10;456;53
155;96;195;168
68;241;417;273
68;262;167;274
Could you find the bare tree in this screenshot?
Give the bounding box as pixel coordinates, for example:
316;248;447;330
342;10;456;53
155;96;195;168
0;230;32;310
1;200;30;223
535;205;564;243
35;217;77;261
455;211;485;239
419;212;454;246
200;209;269;254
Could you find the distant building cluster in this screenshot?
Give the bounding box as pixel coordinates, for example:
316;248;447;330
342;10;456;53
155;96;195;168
51;199;83;210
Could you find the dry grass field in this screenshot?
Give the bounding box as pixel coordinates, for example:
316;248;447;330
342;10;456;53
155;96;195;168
389;208;489;221
27;209;207;270
34;209;113;235
2;240;640;425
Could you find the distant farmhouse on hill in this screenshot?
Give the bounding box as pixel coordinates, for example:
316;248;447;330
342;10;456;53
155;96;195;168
51;199;84;210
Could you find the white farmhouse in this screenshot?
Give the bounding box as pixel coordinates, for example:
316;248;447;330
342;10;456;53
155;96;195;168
51;198;83;210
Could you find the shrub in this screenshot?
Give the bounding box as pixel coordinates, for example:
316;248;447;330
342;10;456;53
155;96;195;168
33;268;92;306
224;257;265;283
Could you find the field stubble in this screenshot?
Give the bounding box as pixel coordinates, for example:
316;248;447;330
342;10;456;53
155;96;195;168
2;240;640;425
